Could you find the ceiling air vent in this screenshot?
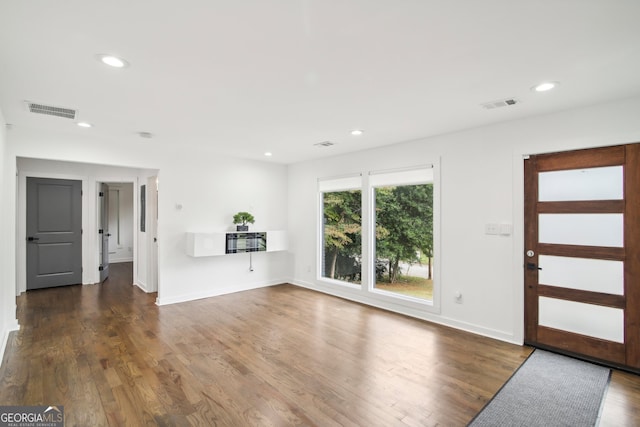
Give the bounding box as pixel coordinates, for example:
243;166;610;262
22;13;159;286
138;131;154;139
314;141;334;147
25;101;77;119
480;98;520;110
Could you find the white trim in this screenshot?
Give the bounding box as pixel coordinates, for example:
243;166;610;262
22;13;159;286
156;279;285;306
109;257;134;263
317;173;362;192
368;165;434;187
317;172;362;182
512;151;525;344
290;278;518;344
368;164;434;175
0;321;20;368
134;279;152;293
316;277;362;290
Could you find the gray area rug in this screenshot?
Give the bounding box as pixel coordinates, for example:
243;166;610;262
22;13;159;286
468;349;611;427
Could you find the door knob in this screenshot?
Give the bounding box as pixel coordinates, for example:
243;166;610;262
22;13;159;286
27;236;40;241
526;262;542;271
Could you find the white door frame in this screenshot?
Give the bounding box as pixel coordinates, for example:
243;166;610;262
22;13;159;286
146;176;158;293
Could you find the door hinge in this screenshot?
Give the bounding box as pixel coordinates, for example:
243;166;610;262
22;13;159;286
98;229;103;234
99;191;104;197
99;266;104;271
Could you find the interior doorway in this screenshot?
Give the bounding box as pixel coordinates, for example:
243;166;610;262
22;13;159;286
524;144;640;370
99;182;135;283
16;158;159;299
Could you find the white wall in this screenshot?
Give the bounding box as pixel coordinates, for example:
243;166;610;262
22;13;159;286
0;115;20;364
6;128;290;308
107;183;134;263
287;96;640;344
157;154;289;304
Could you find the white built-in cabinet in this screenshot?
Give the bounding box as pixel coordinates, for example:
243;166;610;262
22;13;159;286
186;231;287;257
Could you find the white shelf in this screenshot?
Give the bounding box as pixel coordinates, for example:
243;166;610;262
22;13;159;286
265;230;287;252
186;231;287;257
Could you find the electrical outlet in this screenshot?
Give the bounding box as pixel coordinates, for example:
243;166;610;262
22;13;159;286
454;291;463;304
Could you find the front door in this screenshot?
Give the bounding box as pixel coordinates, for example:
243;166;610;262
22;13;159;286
26;177;82;290
524;144;640;369
99;183;110;282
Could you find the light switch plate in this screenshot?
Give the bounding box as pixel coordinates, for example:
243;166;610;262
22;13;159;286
485;223;499;235
500;223;512;235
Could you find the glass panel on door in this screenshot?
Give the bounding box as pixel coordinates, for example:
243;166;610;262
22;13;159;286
538;166;623;202
538;255;624;295
538;213;623;247
538;296;624;343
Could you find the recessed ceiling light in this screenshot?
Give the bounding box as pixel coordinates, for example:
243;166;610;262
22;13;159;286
532;81;558;92
77;122;92;128
264;152;273;157
350;129;364;136
97;54;129;68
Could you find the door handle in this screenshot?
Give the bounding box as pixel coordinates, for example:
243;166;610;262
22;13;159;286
27;236;40;242
526;262;542;271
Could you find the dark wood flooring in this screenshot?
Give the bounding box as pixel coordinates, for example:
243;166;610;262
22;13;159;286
1;263;639;426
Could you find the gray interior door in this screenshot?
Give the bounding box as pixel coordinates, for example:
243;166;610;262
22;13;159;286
27;177;82;290
99;183;110;282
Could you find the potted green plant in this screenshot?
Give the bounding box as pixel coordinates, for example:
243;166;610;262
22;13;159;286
233;211;255;231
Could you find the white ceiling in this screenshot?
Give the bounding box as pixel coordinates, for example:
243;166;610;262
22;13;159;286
1;1;640;164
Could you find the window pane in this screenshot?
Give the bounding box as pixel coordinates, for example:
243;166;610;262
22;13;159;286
322;190;362;284
538;213;623;247
374;183;433;301
538;166;623;202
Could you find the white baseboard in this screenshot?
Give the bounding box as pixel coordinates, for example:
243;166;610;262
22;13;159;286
288;278;520;345
0;321;20;368
109;258;133;264
134;280;150;293
156;279;286;306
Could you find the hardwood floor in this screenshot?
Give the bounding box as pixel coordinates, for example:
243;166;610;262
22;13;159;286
1;263;639;426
